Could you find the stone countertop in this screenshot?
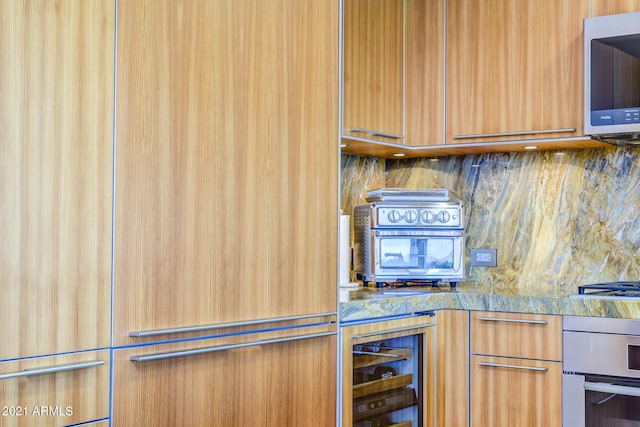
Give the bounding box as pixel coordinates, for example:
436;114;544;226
339;282;640;323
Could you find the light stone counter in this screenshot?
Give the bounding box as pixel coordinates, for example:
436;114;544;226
339;283;640;323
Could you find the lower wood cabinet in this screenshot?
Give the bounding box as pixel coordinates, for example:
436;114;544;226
112;333;336;426
470;356;562;427
469;311;562;427
0;350;110;427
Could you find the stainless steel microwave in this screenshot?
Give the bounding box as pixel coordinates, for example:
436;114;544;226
584;12;640;144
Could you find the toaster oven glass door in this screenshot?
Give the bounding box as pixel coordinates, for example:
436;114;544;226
374;230;463;279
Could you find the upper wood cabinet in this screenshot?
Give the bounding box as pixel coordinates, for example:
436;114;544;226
342;0;444;146
446;0;589;144
592;0;640;16
343;0;404;142
114;0;338;345
0;0;113;360
341;0;608;157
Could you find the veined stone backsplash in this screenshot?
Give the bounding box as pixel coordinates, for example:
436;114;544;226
341;146;640;290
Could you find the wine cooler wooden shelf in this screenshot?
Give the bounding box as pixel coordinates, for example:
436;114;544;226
353;348;413;369
353;373;413;399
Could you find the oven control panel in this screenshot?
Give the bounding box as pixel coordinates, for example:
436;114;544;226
376;206;462;228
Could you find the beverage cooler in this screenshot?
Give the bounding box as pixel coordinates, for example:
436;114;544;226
341;313;435;427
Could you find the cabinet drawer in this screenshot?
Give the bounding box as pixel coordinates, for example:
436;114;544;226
0;350;110;427
470;355;562;427
470;311;561;360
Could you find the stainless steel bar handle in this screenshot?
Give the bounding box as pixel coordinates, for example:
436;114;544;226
129;312;337;337
478;362;548;372
477;317;548;325
453;128;576;140
352;324;434;339
0;360;104;380
585;381;640;398
348;128;404;140
130;331;337;362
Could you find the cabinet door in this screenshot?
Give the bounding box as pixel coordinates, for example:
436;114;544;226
593;0;640;15
446;0;589;144
436;310;468;427
0;0;113;359
114;0;338;345
470;356;562;427
112;334;336;426
405;0;445;146
266;0;339;318
343;0;404;142
0;350;110;427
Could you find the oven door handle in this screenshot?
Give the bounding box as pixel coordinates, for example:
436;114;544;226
584;381;640;398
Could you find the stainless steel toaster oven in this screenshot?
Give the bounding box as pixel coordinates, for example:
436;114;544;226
353;189;465;288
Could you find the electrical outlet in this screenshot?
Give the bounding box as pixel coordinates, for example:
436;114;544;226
470;248;497;267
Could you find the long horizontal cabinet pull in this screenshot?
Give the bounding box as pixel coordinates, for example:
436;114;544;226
130;331;337;362
453;128;576;140
477;317;548;325
347;128;404;140
478;362;548;372
0;360;104;380
129;312;337;337
352;324;434;339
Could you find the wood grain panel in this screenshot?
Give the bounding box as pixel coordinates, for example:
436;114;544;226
435;310;469;427
592;0;640;15
115;0;338;344
470;356;562;427
343;0;403;137
112;334;336;427
0;0;113;359
470;311;562;361
405;0;445;146
115;0;272;343
446;0;589;143
0;350;110;427
267;0;339;316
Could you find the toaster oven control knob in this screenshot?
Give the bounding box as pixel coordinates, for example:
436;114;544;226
387;210;402;223
438;210;451;223
404;210;418;223
421;210;435;223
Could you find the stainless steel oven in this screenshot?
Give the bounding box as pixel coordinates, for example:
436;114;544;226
352;189;465;288
563;316;640;427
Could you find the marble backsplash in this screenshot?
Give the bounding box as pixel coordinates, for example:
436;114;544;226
340;146;640;291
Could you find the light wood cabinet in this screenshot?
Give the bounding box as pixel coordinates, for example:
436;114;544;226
114;0;338;345
343;0;404;143
435;310;469;427
342;0;444;147
112;331;336;426
470;355;562;427
113;0;338;424
469;311;562;427
0;0;113;360
446;0;589;144
0;350;110;427
592;0;640;15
